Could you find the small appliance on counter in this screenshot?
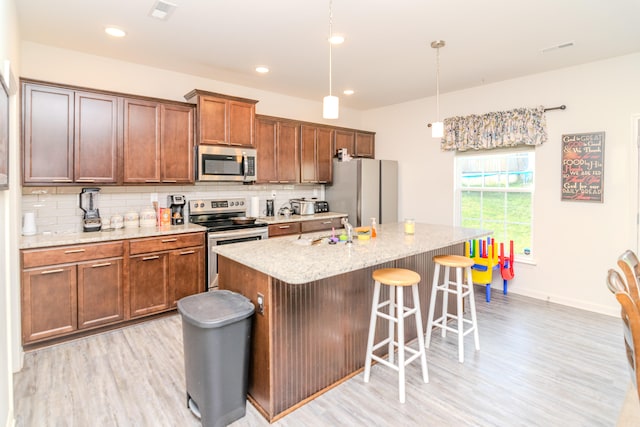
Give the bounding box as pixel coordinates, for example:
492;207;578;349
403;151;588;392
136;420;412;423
314;200;330;213
265;199;275;217
290;198;316;215
169;194;186;225
79;188;101;232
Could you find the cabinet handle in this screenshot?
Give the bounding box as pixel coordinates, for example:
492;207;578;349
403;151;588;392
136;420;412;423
52;179;72;182
41;268;64;275
163;180;177;183
321;221;332;224
145;180;160;183
64;249;86;254
179;250;195;255
76;179;95;182
91;262;112;268
161;238;178;243
278;225;291;229
142;255;160;261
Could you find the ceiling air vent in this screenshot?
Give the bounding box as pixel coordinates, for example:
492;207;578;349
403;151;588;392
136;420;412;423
149;0;177;21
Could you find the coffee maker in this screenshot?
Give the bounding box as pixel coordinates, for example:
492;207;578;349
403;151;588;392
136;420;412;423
79;188;101;232
168;194;186;225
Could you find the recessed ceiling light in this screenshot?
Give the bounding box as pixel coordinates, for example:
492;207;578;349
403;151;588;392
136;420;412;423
255;66;270;74
343;89;354;95
329;34;345;45
105;27;126;37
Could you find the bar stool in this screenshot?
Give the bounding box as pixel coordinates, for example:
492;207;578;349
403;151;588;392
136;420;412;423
363;268;428;403
425;255;480;363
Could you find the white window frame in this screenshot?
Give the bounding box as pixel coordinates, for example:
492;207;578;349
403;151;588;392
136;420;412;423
453;147;535;262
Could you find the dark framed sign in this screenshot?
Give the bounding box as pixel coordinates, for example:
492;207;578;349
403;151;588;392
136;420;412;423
0;70;7;190
561;131;605;202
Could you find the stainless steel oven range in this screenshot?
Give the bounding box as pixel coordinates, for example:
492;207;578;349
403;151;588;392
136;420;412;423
188;198;268;291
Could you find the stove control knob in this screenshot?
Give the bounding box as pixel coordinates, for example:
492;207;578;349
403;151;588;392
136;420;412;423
240;201;244;205
199;202;204;208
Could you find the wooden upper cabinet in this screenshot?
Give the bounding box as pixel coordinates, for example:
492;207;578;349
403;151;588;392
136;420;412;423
256;116;299;184
74;91;120;184
355;132;375;158
300;125;333;184
256;117;278;183
22;83;74;184
123;98;161;184
161;104;195;183
334;129;355;157
185;90;258;147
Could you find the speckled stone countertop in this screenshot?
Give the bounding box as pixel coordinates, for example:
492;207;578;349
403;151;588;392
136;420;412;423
213;222;489;284
256;212;347;224
20;223;207;250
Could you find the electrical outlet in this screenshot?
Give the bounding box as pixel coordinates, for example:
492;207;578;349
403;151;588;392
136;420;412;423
271;190;276;199
257;293;265;315
150;193;158;203
312;189;318;197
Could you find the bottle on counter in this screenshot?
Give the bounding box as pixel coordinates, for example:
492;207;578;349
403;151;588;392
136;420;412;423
370;217;377;238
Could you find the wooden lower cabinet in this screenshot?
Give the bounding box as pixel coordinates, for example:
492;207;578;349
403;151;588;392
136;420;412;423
20;231;205;347
77;258;124;329
268;217;346;237
129;252;170;317
21;265;78;343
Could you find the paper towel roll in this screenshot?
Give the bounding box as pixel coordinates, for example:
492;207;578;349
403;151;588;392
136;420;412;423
250;196;260;217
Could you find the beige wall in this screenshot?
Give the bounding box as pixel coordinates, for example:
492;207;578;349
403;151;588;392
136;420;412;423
365;53;640;315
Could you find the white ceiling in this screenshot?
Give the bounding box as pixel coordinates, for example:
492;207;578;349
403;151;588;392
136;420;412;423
15;0;640;110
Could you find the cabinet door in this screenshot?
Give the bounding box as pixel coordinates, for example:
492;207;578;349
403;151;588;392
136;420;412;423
228;100;255;147
316;127;333;183
255;117;278;183
199;96;227;145
300;217;344;233
123;98;161;183
74;91;120;184
277;121;300;183
300;125;317;183
21;265;77;343
268;222;302;237
169;246;204;307
355;132;375;158
22;83;74;184
77;258;124;329
334;129;355;157
161;103;194;183
129;252;170;317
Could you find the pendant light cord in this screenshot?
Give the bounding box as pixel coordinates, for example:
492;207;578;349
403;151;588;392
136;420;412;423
328;0;333;97
435;44;440;122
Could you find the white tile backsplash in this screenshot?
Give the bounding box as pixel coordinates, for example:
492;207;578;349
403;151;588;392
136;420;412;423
21;184;325;234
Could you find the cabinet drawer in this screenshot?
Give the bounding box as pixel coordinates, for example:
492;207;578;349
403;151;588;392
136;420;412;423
301;217;345;233
22;241;124;268
268;222;302;237
129;232;204;255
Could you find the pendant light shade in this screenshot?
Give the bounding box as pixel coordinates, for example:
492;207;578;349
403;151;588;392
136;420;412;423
323;0;339;119
323;95;339;119
431;40;445;138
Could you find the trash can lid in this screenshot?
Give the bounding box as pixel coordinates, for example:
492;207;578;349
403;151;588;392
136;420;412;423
177;290;255;328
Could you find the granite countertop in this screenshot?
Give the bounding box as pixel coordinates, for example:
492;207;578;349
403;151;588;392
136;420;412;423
20;223;207;249
256;212;347;225
213;222;489;284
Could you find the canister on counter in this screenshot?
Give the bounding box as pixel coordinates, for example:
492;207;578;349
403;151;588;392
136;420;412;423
124;211;139;229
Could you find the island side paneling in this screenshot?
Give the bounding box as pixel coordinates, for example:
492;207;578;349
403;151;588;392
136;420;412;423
218;243;463;422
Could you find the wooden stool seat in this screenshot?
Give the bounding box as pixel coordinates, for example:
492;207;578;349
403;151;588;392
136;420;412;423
426;255;480;363
432;254;474;268
372;268;421;287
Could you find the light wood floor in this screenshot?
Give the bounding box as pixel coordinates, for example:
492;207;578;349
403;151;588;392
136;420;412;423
14;288;631;427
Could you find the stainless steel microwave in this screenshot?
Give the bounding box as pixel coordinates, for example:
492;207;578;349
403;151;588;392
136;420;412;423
197;145;257;183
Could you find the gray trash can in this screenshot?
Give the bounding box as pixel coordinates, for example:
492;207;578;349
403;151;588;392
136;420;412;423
178;290;255;427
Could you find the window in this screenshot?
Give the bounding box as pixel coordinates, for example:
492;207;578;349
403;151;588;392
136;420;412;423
454;149;534;260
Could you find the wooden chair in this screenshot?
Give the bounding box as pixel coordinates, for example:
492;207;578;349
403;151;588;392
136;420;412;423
607;268;640;401
618;250;640;306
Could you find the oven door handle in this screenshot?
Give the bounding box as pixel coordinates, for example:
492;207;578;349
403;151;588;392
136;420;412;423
208;227;267;240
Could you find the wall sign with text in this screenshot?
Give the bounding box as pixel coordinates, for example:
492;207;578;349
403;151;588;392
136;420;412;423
561;131;605;202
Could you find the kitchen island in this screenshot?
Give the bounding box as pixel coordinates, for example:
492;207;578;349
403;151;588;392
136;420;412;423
214;222;488;422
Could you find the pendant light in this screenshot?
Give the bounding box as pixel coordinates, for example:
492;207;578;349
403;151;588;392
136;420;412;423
323;0;339;119
431;40;445;138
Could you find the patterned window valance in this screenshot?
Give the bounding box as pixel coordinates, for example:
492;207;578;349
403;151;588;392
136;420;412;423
441;106;547;152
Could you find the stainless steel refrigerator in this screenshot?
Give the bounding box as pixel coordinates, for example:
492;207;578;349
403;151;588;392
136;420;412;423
325;158;398;227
